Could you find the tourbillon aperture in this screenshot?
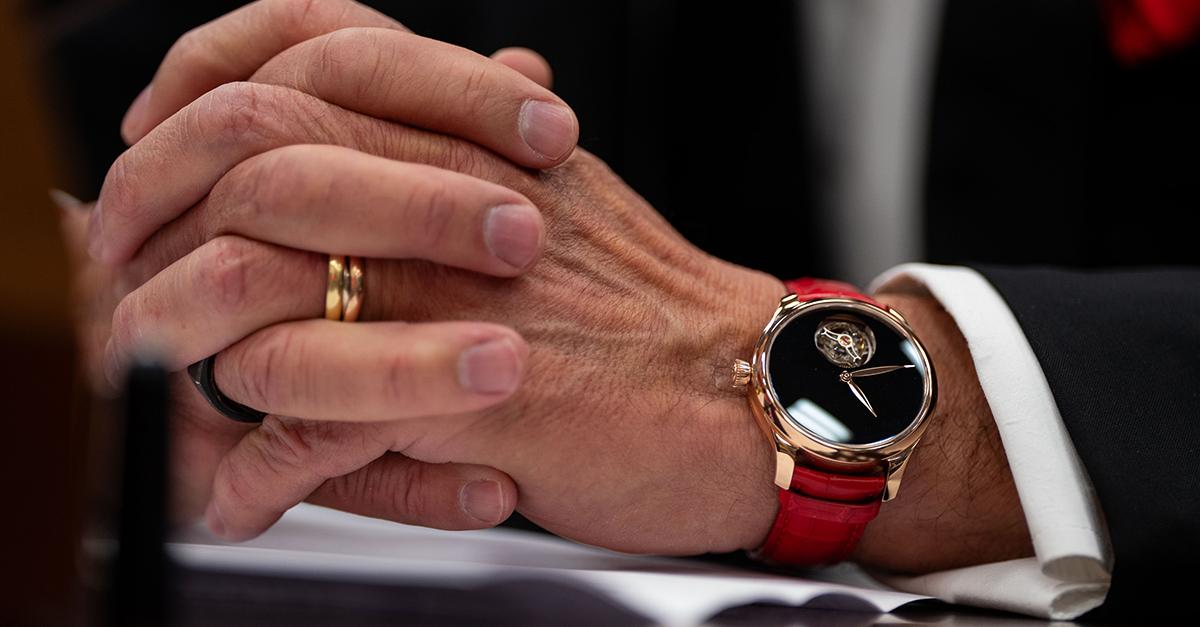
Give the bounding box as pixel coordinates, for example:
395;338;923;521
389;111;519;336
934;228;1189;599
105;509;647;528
814;315;876;368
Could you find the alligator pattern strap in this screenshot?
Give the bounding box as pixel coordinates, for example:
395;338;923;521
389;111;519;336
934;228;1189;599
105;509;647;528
755;278;887;566
757;465;885;566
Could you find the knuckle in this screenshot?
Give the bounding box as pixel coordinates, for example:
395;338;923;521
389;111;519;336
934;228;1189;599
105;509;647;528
195;82;279;147
233;324;300;410
256;417;320;471
313;30;345;79
380;348;429;409
295;0;326;24
341;115;390;155
386;133;516;188
225;147;307;226
459;65;499;120
321;470;365;508
413;177;456;250
358;116;413;158
439;139;489;177
273;0;353;31
99;152;140;227
266;0;315;27
315;29;362;83
194;235;261;316
399;461;427;518
131;208;211;284
165;26;224;77
315;28;398;102
275;146;335;205
322;459;420;521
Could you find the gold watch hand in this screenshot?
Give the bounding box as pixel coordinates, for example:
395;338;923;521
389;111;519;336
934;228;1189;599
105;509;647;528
842;376;877;418
848;364;916;378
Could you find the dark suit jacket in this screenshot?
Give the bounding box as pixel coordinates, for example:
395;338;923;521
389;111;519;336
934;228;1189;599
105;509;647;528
32;0;1199;620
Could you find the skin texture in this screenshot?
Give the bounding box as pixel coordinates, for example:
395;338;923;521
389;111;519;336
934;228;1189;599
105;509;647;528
68;0;1036;572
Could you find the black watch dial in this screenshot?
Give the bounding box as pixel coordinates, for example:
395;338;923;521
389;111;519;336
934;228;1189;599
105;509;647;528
767;304;928;446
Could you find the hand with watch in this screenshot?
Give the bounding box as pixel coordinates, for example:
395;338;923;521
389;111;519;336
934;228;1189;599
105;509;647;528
84;0;1034;574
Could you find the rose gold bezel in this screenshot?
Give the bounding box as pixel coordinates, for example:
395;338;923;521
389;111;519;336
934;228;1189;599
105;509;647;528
748;295;937;481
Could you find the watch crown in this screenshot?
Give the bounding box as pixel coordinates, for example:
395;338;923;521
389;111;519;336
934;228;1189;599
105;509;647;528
731;359;752;389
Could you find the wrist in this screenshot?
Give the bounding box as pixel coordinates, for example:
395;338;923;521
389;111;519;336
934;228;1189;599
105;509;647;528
685;265;784;553
851;290;1033;572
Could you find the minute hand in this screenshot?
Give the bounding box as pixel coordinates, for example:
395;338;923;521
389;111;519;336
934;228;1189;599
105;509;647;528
847;364;916;378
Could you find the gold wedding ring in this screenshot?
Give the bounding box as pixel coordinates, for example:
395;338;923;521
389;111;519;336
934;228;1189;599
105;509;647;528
325;255;366;321
325;255;346;320
342;256;365;323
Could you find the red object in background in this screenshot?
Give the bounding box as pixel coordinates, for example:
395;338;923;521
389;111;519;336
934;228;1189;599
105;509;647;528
1102;0;1200;64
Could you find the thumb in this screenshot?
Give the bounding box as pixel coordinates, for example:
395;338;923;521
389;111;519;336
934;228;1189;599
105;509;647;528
307;453;519;530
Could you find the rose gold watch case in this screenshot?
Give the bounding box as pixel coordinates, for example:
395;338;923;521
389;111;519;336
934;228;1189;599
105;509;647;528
741;294;937;502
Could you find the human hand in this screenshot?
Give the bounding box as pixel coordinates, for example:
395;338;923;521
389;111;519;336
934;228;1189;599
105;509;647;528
107;145;789;551
78;0;577;533
92;0;1034;571
92;1;790;547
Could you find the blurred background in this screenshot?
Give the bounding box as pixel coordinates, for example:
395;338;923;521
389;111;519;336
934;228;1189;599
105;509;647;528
2;0;1198;624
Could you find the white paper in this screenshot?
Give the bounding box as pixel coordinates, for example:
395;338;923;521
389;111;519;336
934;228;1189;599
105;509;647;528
169;504;929;625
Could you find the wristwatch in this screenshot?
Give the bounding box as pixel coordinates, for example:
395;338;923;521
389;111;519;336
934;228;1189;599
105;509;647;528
732;278;937;566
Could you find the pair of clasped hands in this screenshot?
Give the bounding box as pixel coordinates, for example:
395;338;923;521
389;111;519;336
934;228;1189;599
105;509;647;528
66;0;1032;574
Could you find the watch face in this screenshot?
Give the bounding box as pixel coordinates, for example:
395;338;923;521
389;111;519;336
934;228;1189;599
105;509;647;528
767;304;929;446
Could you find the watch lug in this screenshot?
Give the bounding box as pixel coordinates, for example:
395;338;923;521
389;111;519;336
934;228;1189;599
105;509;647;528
773;445;795;490
882;453;912;502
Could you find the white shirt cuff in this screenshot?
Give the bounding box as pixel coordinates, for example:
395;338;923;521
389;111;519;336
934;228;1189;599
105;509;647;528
866;263;1113;620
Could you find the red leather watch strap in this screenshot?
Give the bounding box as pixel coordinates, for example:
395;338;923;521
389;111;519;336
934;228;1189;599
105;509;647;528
757;466;885;566
755;278;886;567
784;278;883;308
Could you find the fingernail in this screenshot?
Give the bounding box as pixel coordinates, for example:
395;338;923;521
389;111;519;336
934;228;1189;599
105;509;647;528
205;501;227;539
518;100;577;161
121;84;154;142
87;199;104;261
460;479;505;524
458;337;522;395
49;188;84;211
484;204;542;270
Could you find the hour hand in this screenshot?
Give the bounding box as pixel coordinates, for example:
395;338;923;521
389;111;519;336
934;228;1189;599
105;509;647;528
844;378;876;418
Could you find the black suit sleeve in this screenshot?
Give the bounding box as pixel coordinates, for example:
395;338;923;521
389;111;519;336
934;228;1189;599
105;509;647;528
976;266;1200;621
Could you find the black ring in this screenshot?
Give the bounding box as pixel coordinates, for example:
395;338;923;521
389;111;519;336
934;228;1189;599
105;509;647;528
187;355;267;423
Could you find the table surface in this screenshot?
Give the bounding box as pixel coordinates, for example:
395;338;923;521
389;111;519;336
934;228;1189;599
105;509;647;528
164;567;1075;627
